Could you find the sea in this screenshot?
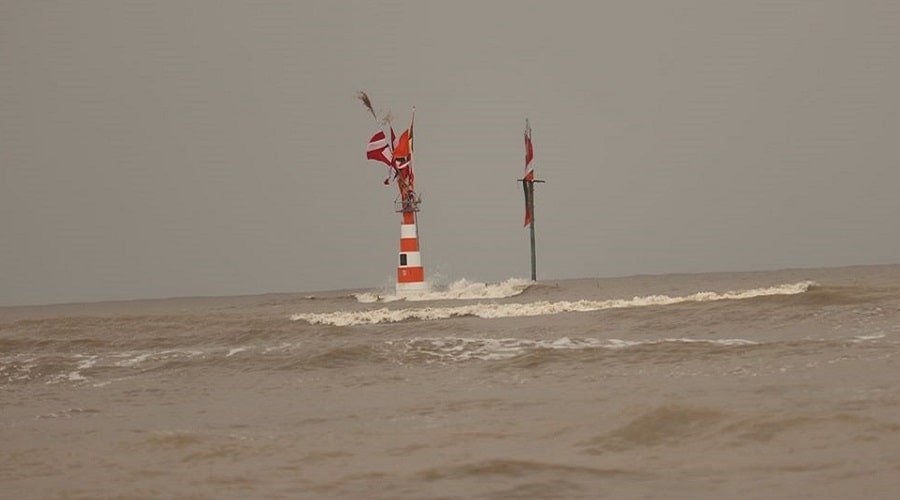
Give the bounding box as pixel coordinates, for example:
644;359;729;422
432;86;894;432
2;264;900;499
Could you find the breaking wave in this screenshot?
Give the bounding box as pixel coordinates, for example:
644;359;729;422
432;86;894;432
292;281;816;326
354;278;531;303
392;336;759;363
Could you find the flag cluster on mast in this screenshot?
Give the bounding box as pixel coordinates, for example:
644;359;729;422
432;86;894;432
520;118;544;281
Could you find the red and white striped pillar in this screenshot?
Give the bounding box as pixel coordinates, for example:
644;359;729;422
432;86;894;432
396;211;427;294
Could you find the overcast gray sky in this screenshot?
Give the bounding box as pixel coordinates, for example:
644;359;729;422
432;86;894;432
2;1;898;306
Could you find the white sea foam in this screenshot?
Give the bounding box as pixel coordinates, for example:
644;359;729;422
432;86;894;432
853;332;886;341
353;292;404;303
115;353;153;367
293;281;816;326
354;278;532;303
395;336;760;362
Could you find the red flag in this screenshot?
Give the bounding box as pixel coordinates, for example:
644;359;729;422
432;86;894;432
523;181;533;227
366;129;393;166
523;120;534;182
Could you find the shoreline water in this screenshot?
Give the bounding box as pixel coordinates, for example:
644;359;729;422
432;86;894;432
3;263;900;499
3;261;897;312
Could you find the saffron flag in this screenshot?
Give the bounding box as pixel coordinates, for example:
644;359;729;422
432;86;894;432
406;110;415;187
393;129;411;159
366;129;394;166
393;129;413;200
393;109;416;198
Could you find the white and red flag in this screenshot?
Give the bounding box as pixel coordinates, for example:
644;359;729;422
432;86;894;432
523;119;535;182
366;128;395;166
523;119;535;227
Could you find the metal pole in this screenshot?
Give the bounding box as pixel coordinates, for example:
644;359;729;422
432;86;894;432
528;181;536;281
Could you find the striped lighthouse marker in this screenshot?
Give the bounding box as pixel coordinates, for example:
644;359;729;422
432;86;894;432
358;94;428;296
396;210;427;294
392;107;427;295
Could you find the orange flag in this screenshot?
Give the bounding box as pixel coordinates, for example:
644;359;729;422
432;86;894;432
393;129;411;159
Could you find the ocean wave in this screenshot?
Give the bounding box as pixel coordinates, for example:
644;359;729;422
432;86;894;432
293;281;817;326
1;349;211;386
393;336;759;363
354;278;531;303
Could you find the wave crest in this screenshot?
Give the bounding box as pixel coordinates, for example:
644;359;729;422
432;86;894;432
293;281;816;326
394;336;758;363
354;278;532;303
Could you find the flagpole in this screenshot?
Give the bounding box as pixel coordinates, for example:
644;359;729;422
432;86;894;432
409;106;418;234
528;180;536;281
519;118;544;282
522;177;545;281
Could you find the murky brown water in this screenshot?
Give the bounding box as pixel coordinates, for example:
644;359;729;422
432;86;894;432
3;265;900;498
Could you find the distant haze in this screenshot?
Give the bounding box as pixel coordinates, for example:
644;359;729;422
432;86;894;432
2;1;898;306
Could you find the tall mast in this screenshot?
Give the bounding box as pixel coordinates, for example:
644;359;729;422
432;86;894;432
394;107;427;294
528;182;537;281
520;118;544;281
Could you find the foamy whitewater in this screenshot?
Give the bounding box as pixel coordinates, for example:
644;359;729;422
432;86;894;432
353;277;532;303
294;280;815;326
3;265;900;499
